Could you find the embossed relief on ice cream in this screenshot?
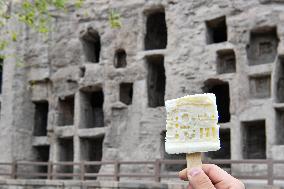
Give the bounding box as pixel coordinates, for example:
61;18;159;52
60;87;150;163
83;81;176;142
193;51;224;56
165;93;221;154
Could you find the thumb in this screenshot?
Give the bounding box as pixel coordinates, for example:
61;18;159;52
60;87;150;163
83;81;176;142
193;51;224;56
187;168;215;189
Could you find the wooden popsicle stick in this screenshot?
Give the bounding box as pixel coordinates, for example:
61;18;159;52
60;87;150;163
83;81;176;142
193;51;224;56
186;152;202;170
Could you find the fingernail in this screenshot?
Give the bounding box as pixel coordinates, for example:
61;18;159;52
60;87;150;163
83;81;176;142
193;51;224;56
188;168;201;177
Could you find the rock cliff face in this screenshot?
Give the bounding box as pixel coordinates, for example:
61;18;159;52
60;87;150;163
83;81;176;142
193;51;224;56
0;0;284;177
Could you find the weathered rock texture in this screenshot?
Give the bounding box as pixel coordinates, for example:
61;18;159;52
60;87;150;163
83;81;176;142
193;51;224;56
0;0;284;180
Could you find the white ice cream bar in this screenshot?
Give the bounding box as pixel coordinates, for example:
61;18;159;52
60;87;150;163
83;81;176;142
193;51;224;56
165;93;220;154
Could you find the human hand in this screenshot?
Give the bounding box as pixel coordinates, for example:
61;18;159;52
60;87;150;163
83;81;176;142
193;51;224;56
178;164;245;189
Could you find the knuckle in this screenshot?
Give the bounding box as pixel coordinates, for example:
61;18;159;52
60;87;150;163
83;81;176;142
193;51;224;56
207;164;221;174
207;164;219;171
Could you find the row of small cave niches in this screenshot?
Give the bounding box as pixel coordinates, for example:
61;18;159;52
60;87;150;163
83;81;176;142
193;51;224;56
202;71;284;123
32;90;105;137
32;136;104;176
212;54;284;102
57;136;104;175
80;9;278;72
32;70;281;136
32;54;283;137
32;55;166;136
208;16;278;70
214;20;278;74
80;8;167;67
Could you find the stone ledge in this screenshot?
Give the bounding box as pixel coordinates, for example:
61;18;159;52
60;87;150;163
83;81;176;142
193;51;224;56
78;127;106;137
32;136;49;146
54;126;75;137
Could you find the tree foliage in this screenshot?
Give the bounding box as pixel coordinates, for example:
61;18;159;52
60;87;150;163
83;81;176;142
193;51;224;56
0;0;121;61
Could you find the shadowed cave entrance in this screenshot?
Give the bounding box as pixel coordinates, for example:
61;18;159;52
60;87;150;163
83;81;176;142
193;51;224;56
276;58;284;103
80;136;104;177
275;109;284;145
147;55;166;108
58;138;74;176
119;83;133;105
203;79;230;123
33;146;50;178
58;95;74;126
145;9;167;50
206;16;227;44
114;49;127;68
81;27;101;63
33;101;48;136
216;49;236;74
207;129;231;168
242;120;266;159
80;89;104;128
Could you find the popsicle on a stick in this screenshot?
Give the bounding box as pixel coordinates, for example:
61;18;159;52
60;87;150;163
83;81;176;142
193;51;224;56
165;93;220;169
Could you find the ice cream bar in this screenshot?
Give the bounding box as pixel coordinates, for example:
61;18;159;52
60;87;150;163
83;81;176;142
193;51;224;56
165;93;220;168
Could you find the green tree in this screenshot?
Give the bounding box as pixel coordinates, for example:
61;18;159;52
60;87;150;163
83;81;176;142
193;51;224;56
0;0;121;61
